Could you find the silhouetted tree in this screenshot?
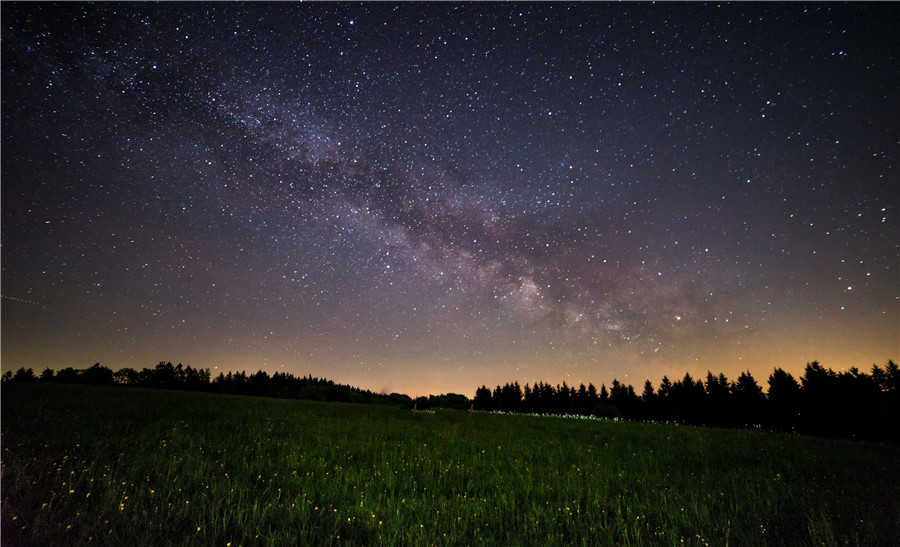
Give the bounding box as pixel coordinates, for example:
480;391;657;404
250;370;272;396
83;363;114;385
522;383;533;412
112;368;136;385
577;383;613;416
639;380;656;420
609;379;626;405
528;382;544;413
800;361;838;435
704;372;732;426
497;382;523;412
384;393;413;408
658;376;672;397
13;367;36;381
575;383;589;414
524;382;538;412
731;371;765;426
885;360;900;392
492;385;503;408
152;361;179;389
473;385;492;410
835;367;881;439
767;368;801;430
669;373;705;423
879;360;900;441
428;393;470;409
557;382;574;414
541;381;556;413
608;379;640;418
55;367;81;383
641;380;655;400
654;376;674;420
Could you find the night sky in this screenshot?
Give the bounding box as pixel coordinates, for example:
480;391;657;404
2;3;897;397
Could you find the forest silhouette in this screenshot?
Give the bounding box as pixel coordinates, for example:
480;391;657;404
4;360;898;442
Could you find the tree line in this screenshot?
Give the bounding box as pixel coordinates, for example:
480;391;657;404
1;362;414;408
474;361;900;442
3;360;898;441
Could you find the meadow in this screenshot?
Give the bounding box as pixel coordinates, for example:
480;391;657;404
2;383;898;546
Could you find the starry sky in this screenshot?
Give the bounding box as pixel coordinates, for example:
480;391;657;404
2;3;897;397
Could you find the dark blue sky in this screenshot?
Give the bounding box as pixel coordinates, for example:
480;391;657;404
2;3;897;396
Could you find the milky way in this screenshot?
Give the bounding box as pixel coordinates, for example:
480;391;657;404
2;3;897;396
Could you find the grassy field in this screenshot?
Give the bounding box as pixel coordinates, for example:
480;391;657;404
2;383;898;546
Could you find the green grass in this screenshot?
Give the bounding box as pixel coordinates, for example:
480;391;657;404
2;383;898;545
